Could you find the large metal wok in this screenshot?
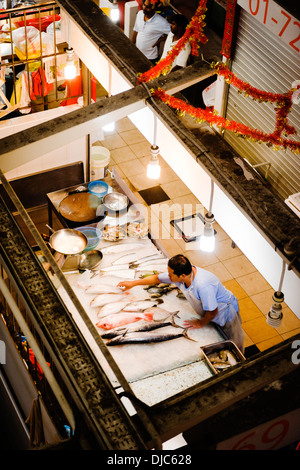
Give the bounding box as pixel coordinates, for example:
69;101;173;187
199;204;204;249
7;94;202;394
46;226;88;255
59;191;101;223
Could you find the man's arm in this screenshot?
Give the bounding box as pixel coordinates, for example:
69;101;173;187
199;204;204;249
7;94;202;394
132;30;137;44
183;308;218;329
117;273;161;291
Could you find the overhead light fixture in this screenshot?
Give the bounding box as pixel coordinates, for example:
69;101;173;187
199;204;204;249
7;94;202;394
199;180;215;252
147;145;161;179
267;260;285;328
110;0;120;23
64;18;76;80
103;122;115;132
64;48;76;80
147;115;161;179
199;212;215;252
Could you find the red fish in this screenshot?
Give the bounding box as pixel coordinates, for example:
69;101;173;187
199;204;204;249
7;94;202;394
96;311;153;330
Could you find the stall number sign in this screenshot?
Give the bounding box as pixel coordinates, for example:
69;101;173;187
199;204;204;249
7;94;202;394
238;0;300;53
216;407;300;450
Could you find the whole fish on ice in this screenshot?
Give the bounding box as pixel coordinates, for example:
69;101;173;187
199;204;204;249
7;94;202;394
90;292;130;308
96;311;153;329
81;284;124;294
101;312;180;338
135;264;168;273
98;265;130;272
105;329;192;346
100;242;146;255
122;299;163;312
97;299;134;318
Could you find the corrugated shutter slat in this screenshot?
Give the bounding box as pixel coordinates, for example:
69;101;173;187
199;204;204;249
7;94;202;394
225;9;300;199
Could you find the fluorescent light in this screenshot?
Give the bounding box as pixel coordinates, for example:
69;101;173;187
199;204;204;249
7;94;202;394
199;213;215;252
64;48;76;80
110;0;119;23
103;122;115;132
147;145;161;179
147;160;161;179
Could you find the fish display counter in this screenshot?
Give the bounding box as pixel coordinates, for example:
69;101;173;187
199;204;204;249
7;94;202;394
48;170;235;408
56;236;226;407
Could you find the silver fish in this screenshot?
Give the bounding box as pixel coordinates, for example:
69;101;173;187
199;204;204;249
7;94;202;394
97;270;136;279
143;307;179;322
111;253;138;266
129;254;166;268
97;299;134;318
99;265;130;272
101;312;181;338
122;298;163;312
100;243;146;255
212;362;231;371
137;258;168;266
90;293;129;307
105;329;192;346
135;264;168;273
84;284;123;294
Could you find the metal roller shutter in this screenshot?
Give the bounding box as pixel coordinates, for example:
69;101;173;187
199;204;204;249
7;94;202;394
224;8;300;200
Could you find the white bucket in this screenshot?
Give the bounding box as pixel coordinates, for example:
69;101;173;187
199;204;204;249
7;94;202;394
90;146;110;180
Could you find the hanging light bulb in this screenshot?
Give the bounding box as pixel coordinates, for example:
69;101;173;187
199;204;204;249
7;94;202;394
199;212;215;252
110;0;120;23
103;122;115;132
147;145;161;179
64;47;76;80
267;260;285;328
267;291;284;327
199;180;216;252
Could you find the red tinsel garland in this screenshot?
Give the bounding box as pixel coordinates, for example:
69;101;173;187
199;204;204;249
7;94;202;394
214;63;298;142
152;87;300;153
139;1;300;153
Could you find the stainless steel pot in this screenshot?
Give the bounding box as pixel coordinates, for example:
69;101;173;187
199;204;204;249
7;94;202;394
78;250;103;270
103;192;129;216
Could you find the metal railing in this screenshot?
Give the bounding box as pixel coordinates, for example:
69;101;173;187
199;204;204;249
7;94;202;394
0;1;80;115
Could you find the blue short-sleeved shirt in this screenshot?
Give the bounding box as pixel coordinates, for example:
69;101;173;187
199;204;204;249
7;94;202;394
158;266;239;327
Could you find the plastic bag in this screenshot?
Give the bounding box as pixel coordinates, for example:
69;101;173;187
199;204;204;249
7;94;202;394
202;80;217;107
12;26;56;60
14;15;60;32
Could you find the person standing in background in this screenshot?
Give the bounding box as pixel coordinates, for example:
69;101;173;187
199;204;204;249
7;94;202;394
160;14;191;71
132;0;171;64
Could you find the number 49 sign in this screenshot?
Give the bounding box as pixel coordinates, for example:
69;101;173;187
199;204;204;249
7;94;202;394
217;408;300;450
238;0;300;53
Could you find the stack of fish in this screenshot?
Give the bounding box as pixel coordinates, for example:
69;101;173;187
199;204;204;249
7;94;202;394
89;242;169;279
77;281;191;346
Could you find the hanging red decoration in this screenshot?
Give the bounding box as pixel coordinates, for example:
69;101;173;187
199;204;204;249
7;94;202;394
221;0;237;59
151;87;300;153
137;0;300;153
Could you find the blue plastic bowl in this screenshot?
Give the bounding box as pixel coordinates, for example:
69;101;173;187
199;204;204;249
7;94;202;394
88;180;109;198
76;226;102;251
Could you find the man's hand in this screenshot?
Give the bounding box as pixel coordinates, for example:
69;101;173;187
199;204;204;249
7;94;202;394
182;319;202;329
152;34;167;48
183;308;218;329
117;280;135;291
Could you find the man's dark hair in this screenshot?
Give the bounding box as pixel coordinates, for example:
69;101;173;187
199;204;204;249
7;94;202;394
170;14;189;31
168;254;192;276
143;0;156;10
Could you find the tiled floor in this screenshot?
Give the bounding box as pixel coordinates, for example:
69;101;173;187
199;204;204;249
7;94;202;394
96;117;300;354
